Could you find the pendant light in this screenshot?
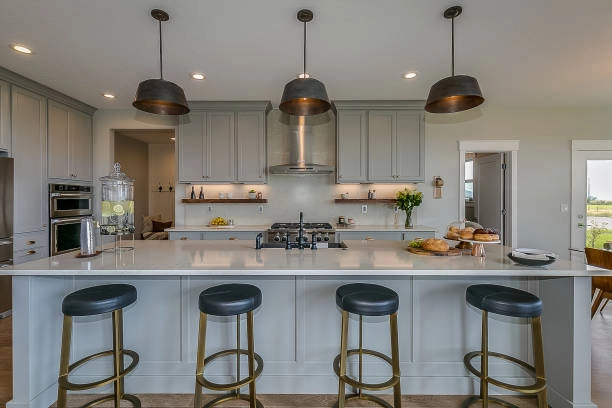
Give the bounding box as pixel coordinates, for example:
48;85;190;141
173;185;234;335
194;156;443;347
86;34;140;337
133;9;189;115
279;9;330;116
425;6;484;114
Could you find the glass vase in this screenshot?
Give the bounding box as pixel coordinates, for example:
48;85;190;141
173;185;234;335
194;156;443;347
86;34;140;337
405;209;413;229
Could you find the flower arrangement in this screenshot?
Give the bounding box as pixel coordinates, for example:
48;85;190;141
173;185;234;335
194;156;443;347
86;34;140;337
396;187;423;228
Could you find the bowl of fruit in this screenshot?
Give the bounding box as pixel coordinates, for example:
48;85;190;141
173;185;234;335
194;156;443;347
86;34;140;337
209;217;234;228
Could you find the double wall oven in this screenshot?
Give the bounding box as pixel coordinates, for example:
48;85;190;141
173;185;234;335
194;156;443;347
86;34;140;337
49;184;93;255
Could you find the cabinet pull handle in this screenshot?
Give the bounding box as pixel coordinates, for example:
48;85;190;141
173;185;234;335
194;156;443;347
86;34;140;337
365;237;375;241
228;237;237;240
26;250;37;255
180;237;188;240
26;240;36;245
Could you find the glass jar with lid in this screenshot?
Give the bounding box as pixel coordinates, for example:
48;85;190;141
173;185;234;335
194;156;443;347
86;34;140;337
99;163;135;235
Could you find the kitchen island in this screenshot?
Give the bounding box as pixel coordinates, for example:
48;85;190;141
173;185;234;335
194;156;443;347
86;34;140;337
4;240;604;408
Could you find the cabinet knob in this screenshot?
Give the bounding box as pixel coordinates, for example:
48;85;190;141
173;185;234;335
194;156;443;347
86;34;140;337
180;237;188;240
26;240;36;245
26;250;37;255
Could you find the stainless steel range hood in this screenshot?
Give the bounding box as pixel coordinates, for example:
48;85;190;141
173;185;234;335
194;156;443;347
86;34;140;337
269;115;334;175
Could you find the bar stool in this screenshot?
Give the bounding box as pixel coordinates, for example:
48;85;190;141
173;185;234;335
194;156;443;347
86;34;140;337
334;283;401;408
57;284;140;408
463;284;547;408
194;284;264;408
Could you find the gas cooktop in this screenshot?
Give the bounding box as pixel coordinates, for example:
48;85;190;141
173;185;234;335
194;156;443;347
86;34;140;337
269;222;333;230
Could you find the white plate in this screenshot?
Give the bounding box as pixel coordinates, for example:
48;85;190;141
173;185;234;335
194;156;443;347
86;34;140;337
513;248;557;258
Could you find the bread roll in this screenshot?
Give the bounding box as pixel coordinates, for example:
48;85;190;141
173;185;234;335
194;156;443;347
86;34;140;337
422;238;449;252
473;233;500;242
459;229;474;240
448;226;459;232
446;231;459;240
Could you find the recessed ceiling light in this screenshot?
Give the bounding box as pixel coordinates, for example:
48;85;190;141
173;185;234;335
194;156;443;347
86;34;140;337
103;93;115;99
402;72;417;79
191;73;206;80
297;73;310;79
11;44;32;54
170;137;176;141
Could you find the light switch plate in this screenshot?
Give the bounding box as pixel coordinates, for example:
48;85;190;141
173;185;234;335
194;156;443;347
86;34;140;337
361;205;368;214
560;203;569;213
257;205;264;214
207;205;213;212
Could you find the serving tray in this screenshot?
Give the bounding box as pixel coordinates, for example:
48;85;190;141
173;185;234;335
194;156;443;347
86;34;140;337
407;247;462;256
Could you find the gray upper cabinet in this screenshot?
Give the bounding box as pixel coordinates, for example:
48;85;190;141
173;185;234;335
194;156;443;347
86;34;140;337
48;101;93;181
334;101;425;184
11;86;47;233
0;80;9;152
178;101;271;184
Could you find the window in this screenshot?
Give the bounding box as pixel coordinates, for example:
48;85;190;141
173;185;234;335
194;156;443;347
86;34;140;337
465;159;474;201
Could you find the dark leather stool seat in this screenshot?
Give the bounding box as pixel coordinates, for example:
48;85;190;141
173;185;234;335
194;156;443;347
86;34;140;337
335;283;401;408
463;284;547;408
466;284;543;318
199;283;262;316
62;284;137;316
195;284;264;408
57;284;140;408
335;283;399;316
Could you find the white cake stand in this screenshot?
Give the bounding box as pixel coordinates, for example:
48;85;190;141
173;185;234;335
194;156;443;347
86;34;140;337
458;238;501;257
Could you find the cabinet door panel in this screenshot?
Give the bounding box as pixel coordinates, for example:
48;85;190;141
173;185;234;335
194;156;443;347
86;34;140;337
11;87;47;233
207;112;235;182
236;112;265;183
396;112;424;182
368;111;395;182
337;111;367;183
0;80;9;152
69;109;92;181
47;101;70;179
178;112;206;182
337;231;403;241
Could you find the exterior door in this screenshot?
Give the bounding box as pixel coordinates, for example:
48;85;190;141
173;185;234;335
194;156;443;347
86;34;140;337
571;144;612;258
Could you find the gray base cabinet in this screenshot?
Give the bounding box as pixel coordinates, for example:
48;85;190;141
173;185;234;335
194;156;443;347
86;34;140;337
178;101;271;184
168;230;264;241
47;100;93;182
334;101;425;184
336;230;434;242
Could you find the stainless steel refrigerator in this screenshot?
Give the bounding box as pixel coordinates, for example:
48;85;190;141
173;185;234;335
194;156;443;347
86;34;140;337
0;157;13;318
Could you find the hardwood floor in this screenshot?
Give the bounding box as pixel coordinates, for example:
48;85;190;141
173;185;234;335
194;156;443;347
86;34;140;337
1;309;611;407
0;316;11;408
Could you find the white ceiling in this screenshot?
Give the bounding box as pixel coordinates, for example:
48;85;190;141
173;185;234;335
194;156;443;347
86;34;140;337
1;0;611;111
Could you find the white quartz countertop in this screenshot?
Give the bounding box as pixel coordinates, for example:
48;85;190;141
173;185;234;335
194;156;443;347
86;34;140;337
2;240;601;277
167;225;269;232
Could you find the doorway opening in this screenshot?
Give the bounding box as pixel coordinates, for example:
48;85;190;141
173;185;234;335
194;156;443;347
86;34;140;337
459;140;518;247
114;129;176;239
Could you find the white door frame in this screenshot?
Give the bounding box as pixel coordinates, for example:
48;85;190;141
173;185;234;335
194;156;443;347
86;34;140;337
571;140;612;252
458;140;519;248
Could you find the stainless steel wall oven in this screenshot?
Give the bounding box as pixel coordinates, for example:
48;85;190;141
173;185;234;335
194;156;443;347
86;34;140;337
49;184;93;255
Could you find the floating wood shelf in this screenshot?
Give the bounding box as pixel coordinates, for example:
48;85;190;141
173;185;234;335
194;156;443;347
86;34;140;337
335;199;397;204
182;199;268;203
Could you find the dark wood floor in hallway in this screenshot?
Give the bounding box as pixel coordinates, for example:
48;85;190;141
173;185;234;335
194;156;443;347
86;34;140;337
1;309;611;407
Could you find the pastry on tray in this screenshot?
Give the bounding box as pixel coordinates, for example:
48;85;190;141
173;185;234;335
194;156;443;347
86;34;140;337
422;238;450;252
459;227;475;240
473;228;500;242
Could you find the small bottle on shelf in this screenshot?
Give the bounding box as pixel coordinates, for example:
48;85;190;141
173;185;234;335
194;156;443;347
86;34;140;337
190;186;196;199
199;187;204;199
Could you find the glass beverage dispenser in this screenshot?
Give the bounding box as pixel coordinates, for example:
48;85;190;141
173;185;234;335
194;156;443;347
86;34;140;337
100;163;135;235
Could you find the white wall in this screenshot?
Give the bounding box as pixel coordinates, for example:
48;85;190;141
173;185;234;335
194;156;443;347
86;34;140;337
93;106;612;259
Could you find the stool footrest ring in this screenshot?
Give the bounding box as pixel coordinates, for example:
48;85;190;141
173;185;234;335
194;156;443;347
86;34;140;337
196;348;263;391
201;392;264;408
464;350;546;394
76;393;141;408
334;393;394;408
58;349;139;391
333;349;400;391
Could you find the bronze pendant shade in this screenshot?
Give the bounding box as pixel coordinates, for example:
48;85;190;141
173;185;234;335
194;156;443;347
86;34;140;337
279;9;330;116
133;9;189;115
425;6;483;114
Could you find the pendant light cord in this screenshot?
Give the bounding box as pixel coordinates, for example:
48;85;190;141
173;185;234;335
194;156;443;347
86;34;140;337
303;21;307;76
159;20;164;79
451;16;455;77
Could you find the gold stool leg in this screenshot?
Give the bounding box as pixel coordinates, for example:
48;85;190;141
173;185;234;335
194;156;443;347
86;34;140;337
481;310;489;408
247;311;256;408
532;316;548;408
194;312;208;408
337;310;349;408
236;314;241;399
390;312;401;408
57;315;72;408
112;310;125;407
358;315;363;398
